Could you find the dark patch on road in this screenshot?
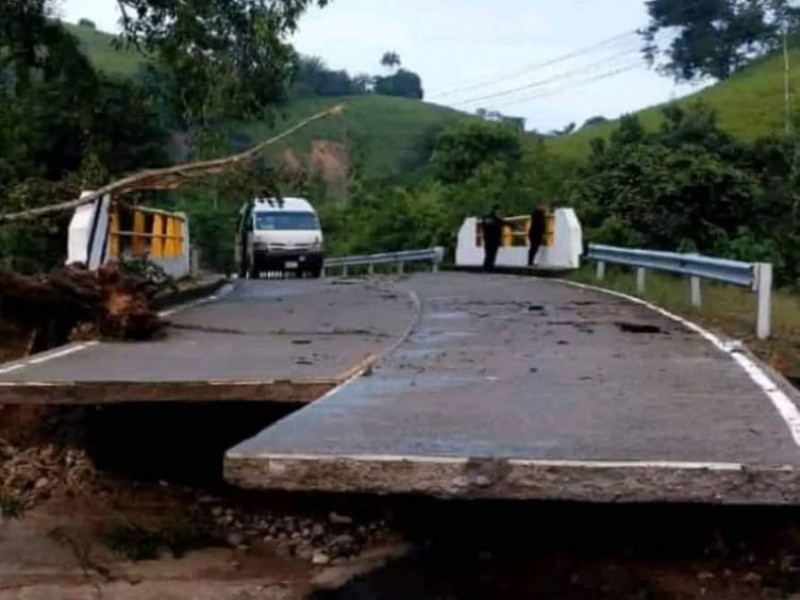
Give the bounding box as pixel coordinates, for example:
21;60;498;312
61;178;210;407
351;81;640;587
615;321;664;335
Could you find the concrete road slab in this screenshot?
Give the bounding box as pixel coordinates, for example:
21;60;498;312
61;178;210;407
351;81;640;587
226;273;800;504
0;278;418;403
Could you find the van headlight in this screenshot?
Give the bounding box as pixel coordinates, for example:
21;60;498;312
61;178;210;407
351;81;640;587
311;239;323;251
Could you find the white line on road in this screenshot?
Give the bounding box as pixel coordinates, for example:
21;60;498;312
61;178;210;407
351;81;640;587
27;341;99;365
561;279;800;449
0;283;234;377
159;283;234;318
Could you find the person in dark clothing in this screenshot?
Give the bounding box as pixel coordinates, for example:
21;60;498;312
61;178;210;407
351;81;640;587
481;205;508;271
527;204;547;267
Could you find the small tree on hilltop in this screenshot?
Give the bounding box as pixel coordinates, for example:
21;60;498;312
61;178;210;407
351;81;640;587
381;51;401;72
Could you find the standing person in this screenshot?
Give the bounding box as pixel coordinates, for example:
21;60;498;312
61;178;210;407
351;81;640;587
481;204;508;271
527;204;547;267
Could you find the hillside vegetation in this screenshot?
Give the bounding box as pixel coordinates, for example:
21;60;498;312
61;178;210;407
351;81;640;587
65;22;471;177
551;47;800;158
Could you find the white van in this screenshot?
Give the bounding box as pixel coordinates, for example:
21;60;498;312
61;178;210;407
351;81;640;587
235;197;324;279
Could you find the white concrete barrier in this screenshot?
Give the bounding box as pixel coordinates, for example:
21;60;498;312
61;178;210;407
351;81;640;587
67;192;111;270
455;208;583;270
67;191;192;279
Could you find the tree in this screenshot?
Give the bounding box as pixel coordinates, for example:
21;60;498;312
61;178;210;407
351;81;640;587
380;51;401;71
78;18;97;29
374;69;424;99
642;0;778;81
429;121;523;185
114;0;331;153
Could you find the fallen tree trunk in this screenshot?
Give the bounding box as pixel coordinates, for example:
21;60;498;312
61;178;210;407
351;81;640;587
0;263;166;354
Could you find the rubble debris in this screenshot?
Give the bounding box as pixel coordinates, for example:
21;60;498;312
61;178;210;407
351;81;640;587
205;502;391;565
0;437;95;514
0;261;167;353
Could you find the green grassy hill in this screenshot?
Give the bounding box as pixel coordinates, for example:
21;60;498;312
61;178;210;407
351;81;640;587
248;95;470;175
550;49;800;158
64;23;143;76
64;22;471;178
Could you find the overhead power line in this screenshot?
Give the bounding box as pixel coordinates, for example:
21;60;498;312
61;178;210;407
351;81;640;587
450;46;641;107
488;61;644;110
427;30;638;99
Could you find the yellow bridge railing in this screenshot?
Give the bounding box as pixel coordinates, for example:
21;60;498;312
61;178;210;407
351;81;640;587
476;214;555;248
108;204;186;260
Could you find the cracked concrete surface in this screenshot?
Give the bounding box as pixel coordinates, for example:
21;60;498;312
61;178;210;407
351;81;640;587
226;273;800;503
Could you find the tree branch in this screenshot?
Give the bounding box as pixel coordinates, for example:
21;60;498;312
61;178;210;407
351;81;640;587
0;103;345;222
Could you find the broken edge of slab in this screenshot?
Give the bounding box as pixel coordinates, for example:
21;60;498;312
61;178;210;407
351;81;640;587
0;379;339;404
223;453;800;505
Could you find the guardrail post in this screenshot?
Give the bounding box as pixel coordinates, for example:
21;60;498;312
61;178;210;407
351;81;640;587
397;261;405;275
596;261;606;281
636;267;646;294
342;265;349;277
755;263;773;340
685;252;701;308
689;276;702;308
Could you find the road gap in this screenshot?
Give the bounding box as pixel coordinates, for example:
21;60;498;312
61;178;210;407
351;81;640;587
83;402;306;485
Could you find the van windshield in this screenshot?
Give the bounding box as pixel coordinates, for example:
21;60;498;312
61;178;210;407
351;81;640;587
254;212;320;231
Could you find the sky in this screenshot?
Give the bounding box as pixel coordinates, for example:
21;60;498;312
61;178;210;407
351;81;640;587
56;0;704;132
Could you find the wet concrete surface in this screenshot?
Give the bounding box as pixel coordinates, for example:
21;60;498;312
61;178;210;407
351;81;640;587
226;273;800;503
0;278;418;403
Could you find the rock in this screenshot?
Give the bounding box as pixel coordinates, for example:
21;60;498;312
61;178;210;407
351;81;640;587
312;551;331;566
226;532;245;547
331;534;355;550
743;572;762;584
34;477;49;490
296;544;314;561
329;512;353;525
312;523;326;539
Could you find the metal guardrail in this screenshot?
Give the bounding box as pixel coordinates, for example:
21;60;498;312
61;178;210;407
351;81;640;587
587;243;773;340
324;247;445;276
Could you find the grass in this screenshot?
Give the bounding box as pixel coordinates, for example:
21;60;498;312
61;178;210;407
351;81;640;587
569;265;800;381
252;95;473;176
64;23;143;77
549;48;800;159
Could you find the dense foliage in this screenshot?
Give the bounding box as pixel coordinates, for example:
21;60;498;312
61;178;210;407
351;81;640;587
291;55;425;100
643;0;800;81
570;103;800;285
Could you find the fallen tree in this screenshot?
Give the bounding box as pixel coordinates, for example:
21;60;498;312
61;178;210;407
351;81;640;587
0;262;166;354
